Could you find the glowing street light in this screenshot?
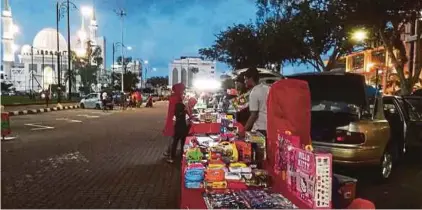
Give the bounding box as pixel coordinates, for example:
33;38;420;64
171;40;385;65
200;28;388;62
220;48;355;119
366;62;375;72
81;6;93;17
126;46;132;50
76;48;86;57
352;30;368;42
77;30;87;41
144;60;149;64
152;68;157;71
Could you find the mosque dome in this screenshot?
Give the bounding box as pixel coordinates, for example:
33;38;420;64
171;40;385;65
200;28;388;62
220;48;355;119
20;44;31;55
33;28;67;52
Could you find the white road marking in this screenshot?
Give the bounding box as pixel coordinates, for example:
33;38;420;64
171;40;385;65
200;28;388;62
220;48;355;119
56;118;82;123
25;123;55;131
77;114;100;118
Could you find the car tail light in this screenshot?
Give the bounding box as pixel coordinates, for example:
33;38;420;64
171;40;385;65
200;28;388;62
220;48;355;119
335;130;365;144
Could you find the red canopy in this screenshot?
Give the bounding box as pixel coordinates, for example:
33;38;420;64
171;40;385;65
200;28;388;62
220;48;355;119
266;79;312;169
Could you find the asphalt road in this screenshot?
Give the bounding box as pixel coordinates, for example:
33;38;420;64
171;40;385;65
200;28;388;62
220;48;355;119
1;102;421;208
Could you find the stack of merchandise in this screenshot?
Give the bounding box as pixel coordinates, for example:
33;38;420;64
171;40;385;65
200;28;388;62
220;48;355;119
231;92;249;112
203;190;297;209
183;132;298;209
183;136;271;191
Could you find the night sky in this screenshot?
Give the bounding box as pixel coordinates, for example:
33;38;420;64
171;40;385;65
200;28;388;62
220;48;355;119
9;0;313;77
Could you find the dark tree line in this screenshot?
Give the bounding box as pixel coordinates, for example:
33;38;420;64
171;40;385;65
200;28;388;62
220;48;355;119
199;0;422;94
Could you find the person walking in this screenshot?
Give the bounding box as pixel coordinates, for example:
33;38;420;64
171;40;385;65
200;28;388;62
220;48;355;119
101;91;108;111
162;83;186;163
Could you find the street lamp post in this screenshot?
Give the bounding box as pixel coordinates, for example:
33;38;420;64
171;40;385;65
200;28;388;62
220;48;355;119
114;9;126;92
57;0;78;101
112;42;131;92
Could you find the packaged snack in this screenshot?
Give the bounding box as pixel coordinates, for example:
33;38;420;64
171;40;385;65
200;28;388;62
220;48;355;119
205;168;225;182
205;181;228;189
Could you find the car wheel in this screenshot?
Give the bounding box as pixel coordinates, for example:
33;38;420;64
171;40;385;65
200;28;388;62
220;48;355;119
95;104;101;109
80;103;85;109
378;144;394;181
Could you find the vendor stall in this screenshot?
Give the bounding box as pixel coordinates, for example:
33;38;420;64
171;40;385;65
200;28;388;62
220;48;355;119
179;79;368;209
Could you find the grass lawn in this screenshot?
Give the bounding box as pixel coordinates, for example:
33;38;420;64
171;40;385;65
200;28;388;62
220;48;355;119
1;95;80;106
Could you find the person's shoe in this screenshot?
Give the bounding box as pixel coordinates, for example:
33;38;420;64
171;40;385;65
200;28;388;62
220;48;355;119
166;159;174;163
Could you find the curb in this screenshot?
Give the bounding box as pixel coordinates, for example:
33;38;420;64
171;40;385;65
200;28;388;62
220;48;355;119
7;105;80;116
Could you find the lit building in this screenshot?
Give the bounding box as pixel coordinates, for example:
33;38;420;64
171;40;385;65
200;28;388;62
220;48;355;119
2;3;107;93
336;19;422;87
1;0;18;80
168;56;216;88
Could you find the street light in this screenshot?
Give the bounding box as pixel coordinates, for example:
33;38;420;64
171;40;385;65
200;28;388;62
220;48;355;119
77;30;87;41
352;29;368;42
57;0;78;102
81;6;93;17
76;48;86;57
126;46;132;51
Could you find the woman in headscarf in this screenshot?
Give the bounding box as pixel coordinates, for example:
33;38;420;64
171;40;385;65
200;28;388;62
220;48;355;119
163;83;186;162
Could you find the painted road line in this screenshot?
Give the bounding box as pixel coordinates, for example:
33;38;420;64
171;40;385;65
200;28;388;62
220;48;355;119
77;114;100;118
56;118;83;123
24;123;55;131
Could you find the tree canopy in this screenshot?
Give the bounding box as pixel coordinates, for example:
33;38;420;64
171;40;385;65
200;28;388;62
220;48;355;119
146;76;168;87
200;0;422;94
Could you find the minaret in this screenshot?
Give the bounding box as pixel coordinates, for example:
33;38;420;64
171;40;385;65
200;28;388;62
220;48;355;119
89;8;98;45
1;0;16;78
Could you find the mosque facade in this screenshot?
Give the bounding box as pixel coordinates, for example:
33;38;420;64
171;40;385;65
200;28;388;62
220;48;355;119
1;0;106;94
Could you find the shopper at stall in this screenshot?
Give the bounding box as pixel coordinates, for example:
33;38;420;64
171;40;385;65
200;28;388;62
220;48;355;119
162;83;186;161
234;73;250;126
241;67;270;137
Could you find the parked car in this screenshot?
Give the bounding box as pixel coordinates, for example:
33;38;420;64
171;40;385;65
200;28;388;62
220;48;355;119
80;93;113;110
288;72;422;180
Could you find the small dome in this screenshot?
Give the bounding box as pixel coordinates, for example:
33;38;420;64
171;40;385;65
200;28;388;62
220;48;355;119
33;28;67;52
20;44;31;55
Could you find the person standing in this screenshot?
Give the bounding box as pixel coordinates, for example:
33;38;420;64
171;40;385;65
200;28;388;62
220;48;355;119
234;72;250;126
101;91;108;111
162;83;186;163
242;67;270;137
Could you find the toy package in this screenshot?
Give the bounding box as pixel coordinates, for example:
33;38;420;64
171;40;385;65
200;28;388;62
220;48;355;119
275;131;300;177
234;141;252;163
246;131;267;161
287;147;333;208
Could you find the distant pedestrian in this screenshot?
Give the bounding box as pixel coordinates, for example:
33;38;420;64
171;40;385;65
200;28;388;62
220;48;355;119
145;94;153;108
101;91;108;111
45;89;50;107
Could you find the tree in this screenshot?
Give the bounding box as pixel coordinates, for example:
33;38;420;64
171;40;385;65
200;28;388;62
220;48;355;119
1;82;13;92
343;0;422;95
147;76;168;87
111;71;139;92
199;23;267;69
72;40;103;94
189;67;199;74
256;0;356;72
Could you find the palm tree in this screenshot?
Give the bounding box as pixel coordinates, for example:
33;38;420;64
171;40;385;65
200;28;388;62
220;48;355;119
64;70;77;91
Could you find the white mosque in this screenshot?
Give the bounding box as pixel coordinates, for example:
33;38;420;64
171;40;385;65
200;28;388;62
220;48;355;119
1;0;106;93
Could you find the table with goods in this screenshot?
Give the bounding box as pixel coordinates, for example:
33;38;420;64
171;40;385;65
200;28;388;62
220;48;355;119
180;109;348;209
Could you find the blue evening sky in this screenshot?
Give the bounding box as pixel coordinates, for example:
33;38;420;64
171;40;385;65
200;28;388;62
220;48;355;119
9;0;314;77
